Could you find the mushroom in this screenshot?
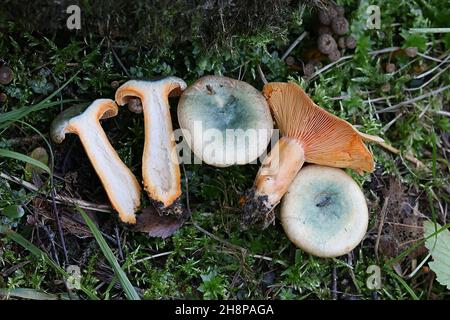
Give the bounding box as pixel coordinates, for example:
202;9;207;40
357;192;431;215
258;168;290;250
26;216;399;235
242;82;382;228
281;165;368;258
177;75;273;167
115;77;187;214
0;65;13;85
50;99;141;224
317;34;337;55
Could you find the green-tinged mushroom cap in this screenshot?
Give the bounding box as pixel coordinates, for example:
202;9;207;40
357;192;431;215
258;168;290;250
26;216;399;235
50;100;117;144
178;75;273;167
281;165;368;258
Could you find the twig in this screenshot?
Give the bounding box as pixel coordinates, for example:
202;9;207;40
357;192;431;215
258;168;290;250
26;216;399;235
256;64;268;85
281;32;308;61
346;253;361;293
405;64;450;91
131;251;173;266
375;84;450;113
415;53;450;79
310;47;401;80
50;188;69;266
114;225;124;262
376;141;426;168
331;266;338;300
436;110;450;117
1;135;42;147
0;172;112;213
410;27;450;33
109;39;131;78
417;52;445;63
375;197;389;262
38;221;61;266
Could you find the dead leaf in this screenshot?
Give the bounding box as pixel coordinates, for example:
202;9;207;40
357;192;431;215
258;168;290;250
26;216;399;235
132;206;190;239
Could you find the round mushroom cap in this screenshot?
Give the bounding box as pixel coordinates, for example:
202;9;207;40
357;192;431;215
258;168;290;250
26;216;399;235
281;165;368;258
177;75;273;167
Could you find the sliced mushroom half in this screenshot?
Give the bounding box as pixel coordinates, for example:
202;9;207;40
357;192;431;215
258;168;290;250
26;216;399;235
50;99;141;224
115;77;187;214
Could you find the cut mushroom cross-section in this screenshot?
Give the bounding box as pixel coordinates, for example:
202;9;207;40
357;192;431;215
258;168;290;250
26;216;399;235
177;75;273;167
50;99;141;224
281;165;369;258
115;77;187;214
242;82;383;228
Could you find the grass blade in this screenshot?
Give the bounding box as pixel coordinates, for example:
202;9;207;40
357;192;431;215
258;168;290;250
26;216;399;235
0;72;79;129
77;207;141;300
386;269;420;300
0;288;69;300
0;148;51;174
0;225;99;300
0;100;77;129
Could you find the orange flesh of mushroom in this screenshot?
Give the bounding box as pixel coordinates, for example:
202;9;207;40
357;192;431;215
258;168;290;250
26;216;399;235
63;100;141;224
115;78;187;213
242;82;382;228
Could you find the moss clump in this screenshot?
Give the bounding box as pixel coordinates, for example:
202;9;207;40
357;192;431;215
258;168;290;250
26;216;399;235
0;0;328;54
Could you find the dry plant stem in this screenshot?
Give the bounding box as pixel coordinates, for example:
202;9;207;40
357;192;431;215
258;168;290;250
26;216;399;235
310;47;400;80
281;32;308;60
377;141;426;168
376;84;450;113
375;196;389;262
0;172;112;213
257;64;268;85
50;187;69;266
332;267;338;300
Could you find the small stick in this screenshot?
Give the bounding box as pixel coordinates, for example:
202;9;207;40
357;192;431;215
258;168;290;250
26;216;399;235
2;135;42;147
310;47;401;80
131;251;174;266
0;172;112;213
375;196;389;262
377;141;426;168
281;32;308;61
114;225;124;262
375;84;450;113
50;187;69;266
331;266;338;300
257;64;268;85
109;40;131;78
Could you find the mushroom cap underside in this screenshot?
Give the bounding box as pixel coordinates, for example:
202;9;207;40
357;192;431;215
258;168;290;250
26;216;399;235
115;77;187;106
263;82;380;173
178;75;273;167
50;99;118;143
281;164;368;258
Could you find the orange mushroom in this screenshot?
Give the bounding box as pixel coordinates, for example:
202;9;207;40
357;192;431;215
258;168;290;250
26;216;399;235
115;77;187;215
242;82;383;228
50;99;141;224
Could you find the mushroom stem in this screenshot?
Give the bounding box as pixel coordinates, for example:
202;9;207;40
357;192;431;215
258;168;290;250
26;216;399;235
51;100;141;224
242;137;305;228
115;78;187;214
75;121;141;223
